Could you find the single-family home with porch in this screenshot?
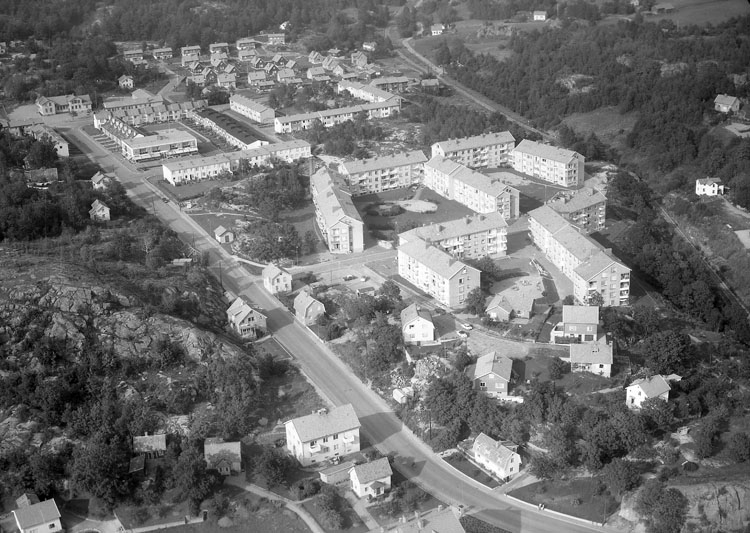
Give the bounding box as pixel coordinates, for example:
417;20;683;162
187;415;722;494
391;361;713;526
695;177;725;196
349;457;392;499
400;303;435;345
204;438;242;475
294;291;325;325
569;341;613;378
626;375;671;409
285;404;361;466
472;433;522;481
13;499;62;533
89;199;110;222
214;225;235;243
466;352;513;399
263;263;292;294
226;297;267;339
714;94;740;113
551;305;600;343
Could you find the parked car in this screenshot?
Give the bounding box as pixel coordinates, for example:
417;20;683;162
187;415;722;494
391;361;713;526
461;323;473;330
162;197;170;203
457;330;469;339
343;275;356;281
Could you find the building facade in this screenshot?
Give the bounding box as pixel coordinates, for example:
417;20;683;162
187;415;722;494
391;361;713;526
310;168;365;254
400;303;435;345
229;94;275;124
340;150;427;196
511;139;584;188
399;212;508;259
431;132;515;169
285;404;360;466
546;186;607;233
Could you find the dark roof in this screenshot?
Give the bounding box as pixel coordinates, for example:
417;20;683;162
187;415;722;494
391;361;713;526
194;108;263;147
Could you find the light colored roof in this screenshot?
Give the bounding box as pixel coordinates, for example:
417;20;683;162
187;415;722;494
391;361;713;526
569;341;613;364
400;212;507;245
320;460;355;477
562;305;599;324
493;275;543;313
227;296;266;324
294;290;324;316
153;47;172;54
341;150;426;175
469;351;512;381
351;457;392;484
103;94;163;109
90;199;109;212
513;139;580;164
13;499;60;529
214;225;230;236
426;156;517;198
696;177;723;185
398;239;477;280
262;263;290;280
714;94;739;105
529;204;571;234
486;293;512;313
126;128;195;149
162;140;310;173
133;434;166;453
91;171;112;185
230;94;271;113
370;76;410;85
546;187;606;213
400;303;433;327
311;168;363;228
472;433;518;471
433;131;515;153
204;439;241;467
628;375;671;398
286;404;360;443
573;249;626;280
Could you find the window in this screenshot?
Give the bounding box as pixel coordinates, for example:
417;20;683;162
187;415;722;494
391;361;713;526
332;434;338;440
323;437;329;443
479;382;486;387
310;440;316;446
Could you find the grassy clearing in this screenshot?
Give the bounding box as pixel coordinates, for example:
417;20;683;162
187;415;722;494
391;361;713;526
444;453;501;488
509;477;618;524
301;495;367;533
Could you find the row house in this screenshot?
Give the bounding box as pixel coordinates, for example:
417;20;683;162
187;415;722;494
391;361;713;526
336;80;397;104
191;108;269;151
397;238;480;308
546;186;607;233
123;48;144;63
423;156;520;219
511;139;584;188
285;404;360;466
229;94;275;124
528;205;630;306
152;47;173;60
36;94;92;116
103;90;164;111
431;131;515;169
340;150;427;196
310;168;365;254
120;128;198;162
399;211;508;259
95;100;207;128
28;124;69;157
161;139;311;185
273;99;400;133
370;76;409;93
226;296;267;339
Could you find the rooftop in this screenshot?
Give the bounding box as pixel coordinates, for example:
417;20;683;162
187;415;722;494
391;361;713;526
400;303;433;326
341;149;427;175
311;168;363;227
133;433;166;453
433;131;515;153
286;404;360;443
400;212;507;244
514;139;581;164
473;433;518;470
546;187;606;213
350;457;392;484
469;351;513;381
629;375;671;398
195;108;263;146
562;305;599;324
126;128;196;149
13;499;60;529
398;239;477;280
569;341;613;364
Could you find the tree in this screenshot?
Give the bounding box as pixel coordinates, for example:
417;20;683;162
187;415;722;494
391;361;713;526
602;458;641;496
71;434;131;508
465;287;486;315
548;357;570;380
636;480;688;533
173;444;219;515
641;330;692;374
254;447;294;488
640;398;674;434
632;305;660;336
529;453;563;480
587;291;604;307
562;295;575;305
727;432;750;463
366;312;403;375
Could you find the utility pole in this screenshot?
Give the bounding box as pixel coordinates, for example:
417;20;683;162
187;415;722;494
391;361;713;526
218;260;223;289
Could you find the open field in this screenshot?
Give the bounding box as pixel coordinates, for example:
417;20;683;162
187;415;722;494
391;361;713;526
444;452;501;488
642;0;749;25
509;478;618;524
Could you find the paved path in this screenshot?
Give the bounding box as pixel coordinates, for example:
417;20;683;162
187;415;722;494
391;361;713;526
342;491;380;530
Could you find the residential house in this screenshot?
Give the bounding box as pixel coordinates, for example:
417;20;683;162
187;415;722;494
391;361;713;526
28;124;69;157
118;74;134;89
309;50;325;64
181;45;202;65
486;276;543;320
431;132;515;169
91;171;114;191
36;94;92;116
695;177;725;196
370;76;409;93
246;71;267;84
227;296;267;338
337;80;397;104
217;72;236;89
528;205;630;306
569;341;613;378
236;37;257;50
249;56;264;69
89;199;110;222
431;23;446;35
485;294;513;322
204;438;242;475
123;48;144;63
285;404;361;466
423;156;520;219
400;303;435;345
398;212;508;259
152;47;173;60
420;78;440;93
277;68;296;83
533;10;547;21
626;375;672;409
264;63;278;76
466;351;514;398
351;51;368;68
230;94;275;124
472;433;522;481
262;263;292;294
214;225;235;243
546;187;607;233
238;49;258;62
285;59;297;69
511;139;584;188
340;150;427;196
310;168;365;254
133;433;167;458
397;239;480;308
551;305;600;343
362;42;377;52
210;42;229;55
320;461;356;485
294;291;326;325
349;458;392;499
267;33;286;45
13;499;62;533
714;94;741;113
307;66;326;80
368;507;466;533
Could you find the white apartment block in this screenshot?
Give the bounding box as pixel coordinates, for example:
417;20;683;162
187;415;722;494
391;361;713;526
274;100;400;133
399;212;508;259
398;238;480;308
546;186;607;233
424;156;520;219
229;94;275;124
310;168;365;254
431;131;515;169
337;80;398;104
528;205;630;306
512;139;584;187
340;150;428;196
285;404;361;466
161;139;311;185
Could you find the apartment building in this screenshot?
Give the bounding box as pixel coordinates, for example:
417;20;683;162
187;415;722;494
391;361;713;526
162;139;311;185
123;48;144;63
180;45;201;65
423;156;520;219
191;108;269;151
546;186;607;233
398;238;480;308
103;89;164;111
511;139;584;187
273;99;401;133
120;128;198;162
35;94;92;116
399;212;508;259
370;76;409;92
152;47;173;60
337;80;398;104
528;205;630;306
310;168;365;254
285;404;360;466
431;131;515;169
229;94;275;124
340;150;427;196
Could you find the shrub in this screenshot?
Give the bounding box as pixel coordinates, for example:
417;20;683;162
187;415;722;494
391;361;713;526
548;357;570;380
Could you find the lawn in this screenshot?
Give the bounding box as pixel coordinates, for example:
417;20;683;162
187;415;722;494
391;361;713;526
562;107;638;151
444;452;500;488
508;478;618;524
116;499;190;529
301;493;367;533
158;176;236;202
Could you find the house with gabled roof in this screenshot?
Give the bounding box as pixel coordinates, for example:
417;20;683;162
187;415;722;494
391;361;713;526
349;457;392;498
214;225;235;243
485;293;513;322
263;263;292;294
551;305;600;343
376;507;466;533
91;171;114;191
431;23;446;36
466;352;514;398
285;404;361;466
362;42;377;52
485;276;543;320
204;437;242;475
695;177;725;196
401;303;435;345
133;433;166;458
118;74;134;89
227;296;267;338
309;50;325;64
36;94;92;116
351;51;368;68
89;199;110;222
13;499;62;533
570;341;613;377
626;375;673;409
246;70;267;85
714;94;740;113
472;433;521;481
310;168;364;254
294;290;326;326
